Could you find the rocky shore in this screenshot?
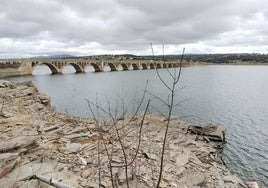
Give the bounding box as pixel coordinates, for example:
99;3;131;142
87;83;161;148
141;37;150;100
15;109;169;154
0;80;259;188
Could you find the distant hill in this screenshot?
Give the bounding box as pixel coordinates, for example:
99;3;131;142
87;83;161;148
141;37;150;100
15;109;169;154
32;54;76;59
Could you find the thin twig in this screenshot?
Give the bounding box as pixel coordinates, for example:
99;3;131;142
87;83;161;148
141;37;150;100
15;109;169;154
165;67;176;80
86;101;102;188
156;68;173;91
149;105;168;119
126;100;150;167
173;98;189;109
146;90;170;107
124;80;149;125
174;85;186;93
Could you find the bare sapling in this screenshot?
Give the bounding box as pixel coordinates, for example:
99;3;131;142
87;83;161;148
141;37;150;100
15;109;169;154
85;82;150;188
148;43;185;187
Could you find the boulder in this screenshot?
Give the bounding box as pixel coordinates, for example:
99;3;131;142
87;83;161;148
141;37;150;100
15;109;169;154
77;157;87;166
246;182;260;188
0;80;12;88
19;87;36;96
187;123;226;142
81;169;93;179
38;94;51;105
0;111;12;118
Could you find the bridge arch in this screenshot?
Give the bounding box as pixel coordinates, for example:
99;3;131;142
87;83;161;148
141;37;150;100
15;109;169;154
120;63;128;71
156;63;162;69
168;64;173;68
149;63;155;69
141;63;148;69
90;63;102;72
33;62;59;74
132;63;139;70
163;63;167;68
108;63;117;71
69;63;84;73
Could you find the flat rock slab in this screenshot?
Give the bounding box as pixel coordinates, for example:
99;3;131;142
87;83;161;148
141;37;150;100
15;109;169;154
0;163;79;188
179;172;206;186
0;136;37;153
176;152;190;167
65;143;82;154
0;153;20;178
223;174;246;186
0;152;19;161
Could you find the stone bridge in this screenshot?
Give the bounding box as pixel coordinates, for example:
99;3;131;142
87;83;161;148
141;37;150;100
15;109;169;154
30;59;179;74
0;59;182;77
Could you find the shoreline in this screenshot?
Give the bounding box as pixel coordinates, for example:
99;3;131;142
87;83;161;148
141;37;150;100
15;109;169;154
184;61;268;67
0;80;259;187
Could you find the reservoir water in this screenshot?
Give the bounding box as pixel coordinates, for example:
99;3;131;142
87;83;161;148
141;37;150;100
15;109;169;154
6;65;268;187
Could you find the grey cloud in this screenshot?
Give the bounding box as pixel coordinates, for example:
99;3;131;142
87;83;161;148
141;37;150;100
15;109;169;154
0;0;267;58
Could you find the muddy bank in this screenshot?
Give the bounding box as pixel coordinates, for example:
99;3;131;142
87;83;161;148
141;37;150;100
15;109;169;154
0;80;258;188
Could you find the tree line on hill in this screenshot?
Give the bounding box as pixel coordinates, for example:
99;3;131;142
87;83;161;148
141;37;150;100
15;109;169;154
79;53;268;63
2;53;265;64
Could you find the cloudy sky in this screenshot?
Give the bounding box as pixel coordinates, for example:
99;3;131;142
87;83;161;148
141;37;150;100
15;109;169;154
0;0;267;58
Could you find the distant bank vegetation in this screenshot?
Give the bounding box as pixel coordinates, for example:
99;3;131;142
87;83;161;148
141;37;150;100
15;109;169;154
64;53;268;64
119;53;268;63
1;53;267;64
182;53;268;64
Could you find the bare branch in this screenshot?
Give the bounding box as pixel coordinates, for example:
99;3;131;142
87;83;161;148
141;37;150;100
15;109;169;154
165;67;176;80
173;98;189;109
175;48;185;84
124;80;149;125
146;90;170;107
150;43;155;57
149;105;168;119
111;100;150;170
126;100;150;166
175;85;187;93
156;68;173;91
162;43;165;59
85;99;112;119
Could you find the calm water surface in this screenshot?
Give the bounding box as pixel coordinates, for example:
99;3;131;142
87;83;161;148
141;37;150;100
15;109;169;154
7;65;268;187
